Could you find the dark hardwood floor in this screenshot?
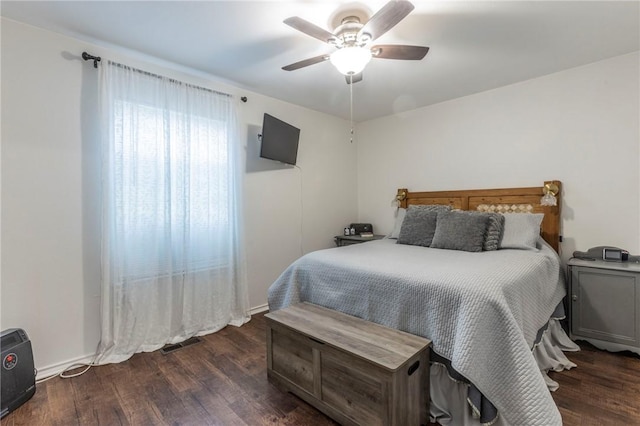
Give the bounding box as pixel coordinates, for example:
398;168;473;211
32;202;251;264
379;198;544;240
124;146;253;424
3;312;639;425
549;340;640;425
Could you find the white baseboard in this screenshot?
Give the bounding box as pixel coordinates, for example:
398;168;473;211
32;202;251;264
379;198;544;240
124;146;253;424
250;303;269;315
36;353;96;381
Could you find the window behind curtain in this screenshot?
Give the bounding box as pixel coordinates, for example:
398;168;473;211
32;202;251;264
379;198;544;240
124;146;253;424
114;100;231;280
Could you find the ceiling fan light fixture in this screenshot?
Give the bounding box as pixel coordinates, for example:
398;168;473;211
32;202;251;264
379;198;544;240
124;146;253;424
330;46;372;75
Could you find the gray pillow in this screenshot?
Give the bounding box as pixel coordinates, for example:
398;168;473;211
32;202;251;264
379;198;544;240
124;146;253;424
397;205;450;247
431;210;490;252
499;213;544;250
483;213;505;251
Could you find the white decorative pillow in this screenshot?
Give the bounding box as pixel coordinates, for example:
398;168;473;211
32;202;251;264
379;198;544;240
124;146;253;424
389;208;407;239
499;213;544;250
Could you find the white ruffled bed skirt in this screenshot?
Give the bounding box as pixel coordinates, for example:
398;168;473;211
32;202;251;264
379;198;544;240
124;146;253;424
429;319;580;426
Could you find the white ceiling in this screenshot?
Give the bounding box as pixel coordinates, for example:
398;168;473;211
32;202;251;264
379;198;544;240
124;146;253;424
2;1;639;122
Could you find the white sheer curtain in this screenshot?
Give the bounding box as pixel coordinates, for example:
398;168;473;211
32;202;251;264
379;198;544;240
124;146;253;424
97;61;249;364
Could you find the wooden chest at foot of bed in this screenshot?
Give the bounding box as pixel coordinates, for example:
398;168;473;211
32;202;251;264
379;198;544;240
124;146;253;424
265;302;431;426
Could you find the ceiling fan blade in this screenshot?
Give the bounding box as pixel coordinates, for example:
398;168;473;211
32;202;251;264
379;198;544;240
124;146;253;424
284;16;335;44
358;0;415;42
371;45;429;60
282;54;330;71
345;73;363;85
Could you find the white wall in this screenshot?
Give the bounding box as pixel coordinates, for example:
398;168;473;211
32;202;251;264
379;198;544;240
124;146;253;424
0;18;357;375
357;52;640;261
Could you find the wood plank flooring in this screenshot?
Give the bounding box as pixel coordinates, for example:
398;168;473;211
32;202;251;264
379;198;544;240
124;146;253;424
3;312;639;425
549;340;640;425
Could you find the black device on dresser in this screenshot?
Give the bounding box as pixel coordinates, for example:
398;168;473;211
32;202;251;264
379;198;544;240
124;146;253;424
349;223;373;235
1;328;36;418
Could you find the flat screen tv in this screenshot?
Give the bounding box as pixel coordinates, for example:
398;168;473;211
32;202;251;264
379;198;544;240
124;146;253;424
260;113;300;166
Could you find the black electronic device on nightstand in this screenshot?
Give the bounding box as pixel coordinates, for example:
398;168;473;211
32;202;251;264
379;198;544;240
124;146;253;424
573;246;630;262
349;223;373;235
1;328;36;419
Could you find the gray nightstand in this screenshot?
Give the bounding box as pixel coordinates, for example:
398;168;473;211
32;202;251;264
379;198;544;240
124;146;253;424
567;258;640;355
334;234;385;247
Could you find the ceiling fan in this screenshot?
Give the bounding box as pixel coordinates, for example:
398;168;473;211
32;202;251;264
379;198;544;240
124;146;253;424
282;0;429;84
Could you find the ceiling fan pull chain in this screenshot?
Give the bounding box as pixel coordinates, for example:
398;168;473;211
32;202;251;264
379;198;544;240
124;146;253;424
350;73;354;143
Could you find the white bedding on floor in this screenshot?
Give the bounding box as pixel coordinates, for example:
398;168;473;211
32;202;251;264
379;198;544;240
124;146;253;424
268;238;570;426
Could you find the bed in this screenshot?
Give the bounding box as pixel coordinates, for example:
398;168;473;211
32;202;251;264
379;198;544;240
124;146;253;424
268;181;579;426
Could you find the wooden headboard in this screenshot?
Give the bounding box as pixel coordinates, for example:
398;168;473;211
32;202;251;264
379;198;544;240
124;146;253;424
396;180;562;252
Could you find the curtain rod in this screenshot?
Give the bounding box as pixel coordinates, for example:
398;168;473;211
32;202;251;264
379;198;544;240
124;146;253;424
81;51;239;100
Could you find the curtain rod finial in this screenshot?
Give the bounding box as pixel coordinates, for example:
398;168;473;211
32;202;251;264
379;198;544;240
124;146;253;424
82;51;101;69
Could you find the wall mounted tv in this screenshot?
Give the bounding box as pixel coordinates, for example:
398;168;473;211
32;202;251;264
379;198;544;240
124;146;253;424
260;113;300;166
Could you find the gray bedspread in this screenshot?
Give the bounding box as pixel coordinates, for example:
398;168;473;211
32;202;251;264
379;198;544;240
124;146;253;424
267;238;566;426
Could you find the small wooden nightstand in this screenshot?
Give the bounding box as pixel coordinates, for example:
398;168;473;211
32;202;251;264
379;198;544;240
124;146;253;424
334;234;385;247
567;257;640;355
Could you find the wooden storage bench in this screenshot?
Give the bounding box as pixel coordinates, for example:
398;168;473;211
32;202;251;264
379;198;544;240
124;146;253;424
265;302;431;426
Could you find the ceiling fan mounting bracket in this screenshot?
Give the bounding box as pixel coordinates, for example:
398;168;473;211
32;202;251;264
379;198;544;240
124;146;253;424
329;6;371;33
340;15;361;26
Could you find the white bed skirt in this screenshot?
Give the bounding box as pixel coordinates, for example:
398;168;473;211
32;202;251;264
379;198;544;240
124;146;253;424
429;319;580;426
